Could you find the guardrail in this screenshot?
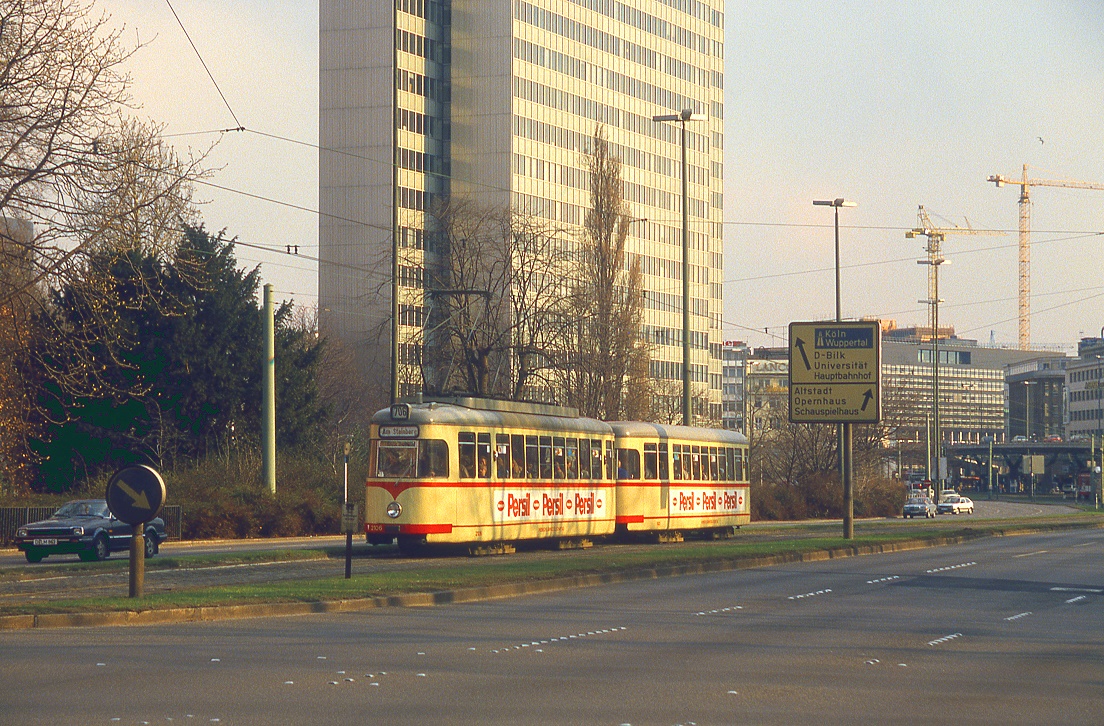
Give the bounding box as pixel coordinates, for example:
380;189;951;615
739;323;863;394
0;505;182;546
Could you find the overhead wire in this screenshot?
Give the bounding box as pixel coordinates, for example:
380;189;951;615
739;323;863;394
164;0;244;130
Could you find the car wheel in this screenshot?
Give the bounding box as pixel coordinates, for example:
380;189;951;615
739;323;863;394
24;549;44;563
143;531;159;558
90;534;109;562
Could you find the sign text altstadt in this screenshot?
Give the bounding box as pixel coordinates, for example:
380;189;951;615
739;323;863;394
788;321;882;424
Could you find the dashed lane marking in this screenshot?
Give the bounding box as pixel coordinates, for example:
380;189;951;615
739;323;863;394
789;589;832;600
927;633;963;647
926;562;976;573
490;626;627;654
695;606;743;616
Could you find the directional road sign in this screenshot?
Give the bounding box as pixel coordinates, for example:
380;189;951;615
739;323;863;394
789;321;881;424
106;465;167;525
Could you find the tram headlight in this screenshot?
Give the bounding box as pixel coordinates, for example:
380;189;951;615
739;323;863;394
386;501;402;519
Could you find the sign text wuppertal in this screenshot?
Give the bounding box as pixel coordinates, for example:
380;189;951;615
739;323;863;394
789;321;881;424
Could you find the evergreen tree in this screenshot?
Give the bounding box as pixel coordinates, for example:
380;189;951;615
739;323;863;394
34;225;325;490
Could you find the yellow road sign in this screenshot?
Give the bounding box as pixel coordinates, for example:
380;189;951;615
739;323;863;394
789;321;881;423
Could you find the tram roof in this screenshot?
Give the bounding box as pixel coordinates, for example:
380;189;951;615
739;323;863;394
372;397;612;435
607;421;749;445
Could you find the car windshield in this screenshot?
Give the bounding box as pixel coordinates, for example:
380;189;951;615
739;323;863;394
53;501;108;518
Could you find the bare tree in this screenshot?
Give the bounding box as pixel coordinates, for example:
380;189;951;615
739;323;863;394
422;197;573;400
557;126;648;420
0;0;207;488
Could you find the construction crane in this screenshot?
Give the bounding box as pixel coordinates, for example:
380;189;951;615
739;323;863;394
905;206;1003;484
988;164;1104;350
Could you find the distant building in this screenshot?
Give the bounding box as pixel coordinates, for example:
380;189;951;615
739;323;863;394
745;348;788;434
882;337;1063;446
720;341;748;431
1064;337;1104;440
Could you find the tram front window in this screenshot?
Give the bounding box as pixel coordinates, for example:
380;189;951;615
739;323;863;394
376;441;417;478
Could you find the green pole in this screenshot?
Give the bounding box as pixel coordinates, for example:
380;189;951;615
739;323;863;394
263;284;276;494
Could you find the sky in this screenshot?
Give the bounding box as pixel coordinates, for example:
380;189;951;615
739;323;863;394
99;0;1104;354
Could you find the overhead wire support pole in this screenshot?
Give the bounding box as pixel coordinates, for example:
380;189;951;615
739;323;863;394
389;0;400;406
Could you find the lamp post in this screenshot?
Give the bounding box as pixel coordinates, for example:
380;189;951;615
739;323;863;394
813;198;857;538
654;109;706;427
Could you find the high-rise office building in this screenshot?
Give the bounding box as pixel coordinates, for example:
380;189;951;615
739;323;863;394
320;0;726;417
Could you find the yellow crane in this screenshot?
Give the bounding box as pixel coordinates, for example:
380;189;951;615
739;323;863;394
905;206;1003;483
988;164;1104;350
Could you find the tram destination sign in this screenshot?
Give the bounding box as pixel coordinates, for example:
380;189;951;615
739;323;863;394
788;320;881;424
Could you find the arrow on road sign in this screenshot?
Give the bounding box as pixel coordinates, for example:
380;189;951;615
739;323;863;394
794;337;811;370
861;389;873;411
116;479;151;509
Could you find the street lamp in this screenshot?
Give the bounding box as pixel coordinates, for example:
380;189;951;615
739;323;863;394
813;198;857;538
654;109;706;427
812;198;858;321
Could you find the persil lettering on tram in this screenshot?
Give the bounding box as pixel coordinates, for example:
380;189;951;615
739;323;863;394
494;489;607;522
670;488;746;514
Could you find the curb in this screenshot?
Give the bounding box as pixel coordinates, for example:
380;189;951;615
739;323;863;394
0;531;1005;632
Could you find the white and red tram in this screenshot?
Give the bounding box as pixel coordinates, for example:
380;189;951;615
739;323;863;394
365;397;750;551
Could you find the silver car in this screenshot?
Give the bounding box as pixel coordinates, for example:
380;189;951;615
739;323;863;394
903;497;936;519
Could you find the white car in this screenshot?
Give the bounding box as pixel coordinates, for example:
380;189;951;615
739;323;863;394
937;495;974;515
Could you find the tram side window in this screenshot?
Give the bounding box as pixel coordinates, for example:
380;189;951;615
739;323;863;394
644;443;658;480
691;446;702;481
718;447;728;480
590;439;603;479
580;439;592;479
525;435;539;478
659;442;669;480
539;436;553;479
604;441;614;480
553;437;566;479
511;434;525;478
671;445;683;480
566;437;580;479
477;433;491;478
725;448;735;481
709;447;719;481
377;441;417;478
496;434;511;479
736;447;747;481
617;448;640;480
417;440;449;478
458;432;476;479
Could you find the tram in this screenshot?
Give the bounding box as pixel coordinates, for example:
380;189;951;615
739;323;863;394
365;397;750;552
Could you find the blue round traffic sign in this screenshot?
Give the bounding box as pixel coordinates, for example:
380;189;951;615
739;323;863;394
106;465;166;526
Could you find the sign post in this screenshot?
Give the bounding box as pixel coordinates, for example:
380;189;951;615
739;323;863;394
789;321;882;538
341;503;358;579
106;465;166;598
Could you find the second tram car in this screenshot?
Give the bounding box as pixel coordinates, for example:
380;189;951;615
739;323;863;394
365;397;750;551
609;421;750;539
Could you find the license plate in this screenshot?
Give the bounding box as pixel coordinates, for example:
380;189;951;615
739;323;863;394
33;538;58;546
